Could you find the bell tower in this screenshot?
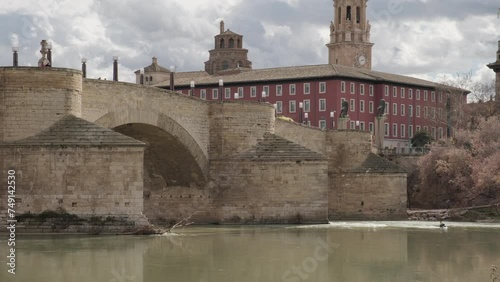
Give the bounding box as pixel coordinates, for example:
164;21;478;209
327;0;374;70
487;40;500;101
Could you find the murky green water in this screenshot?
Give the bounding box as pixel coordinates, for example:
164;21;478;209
1;221;499;282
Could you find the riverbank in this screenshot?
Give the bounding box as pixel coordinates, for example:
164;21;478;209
408;204;500;222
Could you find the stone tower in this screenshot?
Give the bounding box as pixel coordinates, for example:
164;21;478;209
487;40;500;101
327;0;374;70
204;21;252;75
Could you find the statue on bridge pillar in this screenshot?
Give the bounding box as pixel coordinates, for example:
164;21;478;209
337;100;350;130
38;40;51;68
374;99;387;150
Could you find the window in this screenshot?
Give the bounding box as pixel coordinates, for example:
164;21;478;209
401;124;406;138
416;125;421;132
424;90;428;101
225;88;231;99
276;85;283;96
401;88;405;99
385;86;389;96
431;127;436;139
438;108;442;120
416;90;421;100
431;107;436;119
369;101;374;113
360;84;365;95
438;127;443;139
341;82;346;93
319;99;326;111
424;126;429;133
401;104;405;116
385;102;389;114
416;106;421;117
393;87;397;98
238;87;244;98
350;121;355;130
350;99;355;112
360;122;365;131
369;85;374;96
409;105;413;117
384;123;389;136
251;86;257;97
393;123;398;137
350;83;355;94
304;100;311;112
424;106;428;118
188;89;193;96
431;91;436;102
200;89;206;100
409;125;414;138
319;120;327;129
290;84;296;95
360;100;365;113
393;103;397;116
212;89;218;100
263;86;269;96
289;100;296;113
276;101;283;114
438;92;443;103
304;83;310;94
369;122;374;133
409;89;413;99
319;82;326;93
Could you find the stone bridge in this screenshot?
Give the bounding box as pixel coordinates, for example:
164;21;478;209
0;67;407;228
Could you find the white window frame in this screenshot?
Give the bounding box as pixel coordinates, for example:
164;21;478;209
424;90;428;101
393;86;397;98
385;86;389;96
304;99;311;112
304;83;310;94
276;101;283;114
416;106;421;118
416;90;421;100
289;100;296;113
369;101;374;113
276;85;283;96
250;86;257;97
393;103;397;116
212;89;218;100
238;87;244;98
225;88;231;99
290;84;296;95
369;85;374;96
369;122;374;133
350;83;355;94
409;89;413;99
319;99;326;112
360;100;365;113
360;84;365;95
319;120;327;129
393;123;398;138
341;81;346;93
319;82;326;93
263;86;269;96
350;99;355;112
401;124;406;138
200;89;206;100
384;123;389;137
401;88;405;99
401;104;405;116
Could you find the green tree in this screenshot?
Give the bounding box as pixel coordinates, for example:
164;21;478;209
411;131;433;147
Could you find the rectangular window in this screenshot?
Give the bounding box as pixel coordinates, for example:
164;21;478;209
393;123;398;137
409;89;413;99
276;85;283;96
393;103;397;116
350;121;355;130
304;100;311;112
319;120;327;129
385;102;389;114
424;90;428;101
263;86;269;96
416;90;421;100
369;101;374;113
401;88;405;99
212;89;218;100
409;105;413;117
350;99;355;112
369;122;374;133
431;91;436;102
385;123;389;137
350;83;355;94
431;127;436;139
238;87;244;98
438;108;442;120
424;106;428;118
431;107;436;119
401;104;405;116
276;101;283;114
304;83;310;94
385;86;389;96
225;88;231;99
393;87;397;98
319;99;326;111
250;86;257;97
360;122;365;131
416;106;421;118
200;89;206;100
438;127;444;139
401;124;406;138
289;100;296;113
341;81;346;93
290;84;296;95
424;126;428;133
409;125;414;138
416;125;421;132
319;82;326;93
360;84;365;95
360;100;365;113
438;92;443;103
369;85;374;96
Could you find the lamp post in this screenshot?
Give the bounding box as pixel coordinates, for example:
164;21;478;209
261;91;266;103
169;66;175;91
113;56;119;81
356;120;360;130
81;58;87;78
299;102;304;123
234;93;239;100
304;112;309;126
12;46;18;67
190;80;195;96
219;79;224;101
330;111;336;129
47;42;52;66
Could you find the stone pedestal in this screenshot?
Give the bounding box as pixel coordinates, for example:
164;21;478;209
338;117;350;130
374;116;386;149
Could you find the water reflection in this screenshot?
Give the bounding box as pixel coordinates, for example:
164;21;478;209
0;222;499;282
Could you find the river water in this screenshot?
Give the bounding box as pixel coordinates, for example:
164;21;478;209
1;221;499;282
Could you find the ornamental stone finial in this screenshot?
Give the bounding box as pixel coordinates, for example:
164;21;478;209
38;40;50;67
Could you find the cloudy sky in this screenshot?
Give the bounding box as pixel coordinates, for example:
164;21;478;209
1;0;499;84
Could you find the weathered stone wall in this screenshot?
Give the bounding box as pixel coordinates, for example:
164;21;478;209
210;160;329;223
209;102;275;159
0;67;82;142
327;130;372;172
274;120;326;154
329;173;407;219
0;146;145;224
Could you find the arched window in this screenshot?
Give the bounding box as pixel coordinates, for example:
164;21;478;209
237;39;241;48
145;77;148;82
229;38;235;48
149;76;153;82
220;39;225;49
346;6;351;21
356;7;360;23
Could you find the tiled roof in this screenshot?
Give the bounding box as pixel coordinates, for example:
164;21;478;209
0;115;145;147
235;133;326;161
154;63;468;92
220;29;241;36
348;153;406;174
